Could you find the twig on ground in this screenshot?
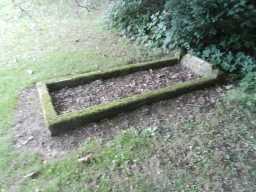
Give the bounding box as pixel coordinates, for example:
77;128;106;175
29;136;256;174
74;0;91;12
11;0;33;18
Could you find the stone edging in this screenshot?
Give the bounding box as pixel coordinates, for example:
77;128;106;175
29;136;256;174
37;55;222;136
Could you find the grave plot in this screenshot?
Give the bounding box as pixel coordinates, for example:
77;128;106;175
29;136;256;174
37;54;222;136
50;65;197;114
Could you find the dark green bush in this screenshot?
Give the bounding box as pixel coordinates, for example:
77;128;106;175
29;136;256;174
165;0;256;73
194;46;256;73
107;0;256;73
164;0;256;51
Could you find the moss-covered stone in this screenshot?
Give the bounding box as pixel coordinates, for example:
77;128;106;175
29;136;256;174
46;57;179;91
48;76;221;136
37;83;58;127
181;54;219;77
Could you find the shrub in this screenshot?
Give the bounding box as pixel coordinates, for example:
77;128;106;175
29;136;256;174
107;0;256;73
165;0;256;73
164;0;256;52
194;46;256;73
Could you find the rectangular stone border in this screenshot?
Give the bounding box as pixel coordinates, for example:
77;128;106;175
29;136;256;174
37;56;222;136
46;57;179;90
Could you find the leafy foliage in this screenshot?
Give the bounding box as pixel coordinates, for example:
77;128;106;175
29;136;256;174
107;0;166;46
107;0;256;73
195;46;256;73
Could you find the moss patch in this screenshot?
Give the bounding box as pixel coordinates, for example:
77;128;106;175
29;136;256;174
46;57;179;90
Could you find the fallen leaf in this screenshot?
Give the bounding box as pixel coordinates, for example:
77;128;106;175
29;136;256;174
24;171;40;179
78;153;93;163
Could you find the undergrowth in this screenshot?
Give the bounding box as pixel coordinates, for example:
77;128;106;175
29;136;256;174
228;72;256;111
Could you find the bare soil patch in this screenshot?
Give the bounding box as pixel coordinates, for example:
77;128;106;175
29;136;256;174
13;84;229;160
50;65;198;114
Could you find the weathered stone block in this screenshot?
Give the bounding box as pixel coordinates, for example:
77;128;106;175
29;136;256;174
181;54;219;77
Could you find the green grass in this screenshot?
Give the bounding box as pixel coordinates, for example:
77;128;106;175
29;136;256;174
0;0;256;191
17;129;155;192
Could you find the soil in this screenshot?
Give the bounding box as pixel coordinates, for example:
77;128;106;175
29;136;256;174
50;65;198;114
13;84;230;160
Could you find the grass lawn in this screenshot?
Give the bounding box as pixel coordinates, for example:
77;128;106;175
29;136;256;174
0;0;255;191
